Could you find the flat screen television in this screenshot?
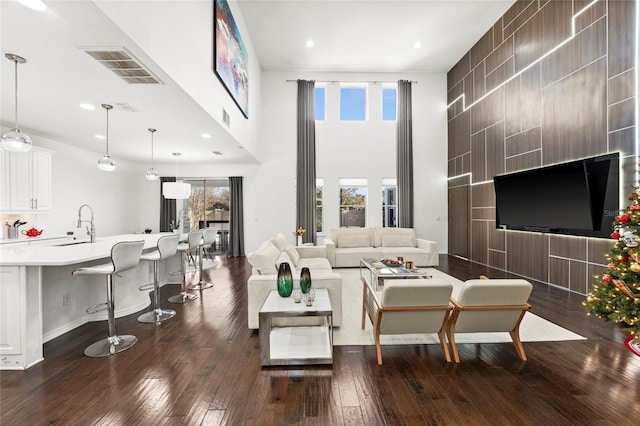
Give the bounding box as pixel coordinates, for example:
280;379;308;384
493;153;620;238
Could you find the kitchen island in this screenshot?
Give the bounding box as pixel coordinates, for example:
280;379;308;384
0;233;182;370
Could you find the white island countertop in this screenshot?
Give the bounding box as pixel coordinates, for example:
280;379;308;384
0;233;170;266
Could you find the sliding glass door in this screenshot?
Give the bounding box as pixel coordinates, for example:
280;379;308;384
179;179;230;252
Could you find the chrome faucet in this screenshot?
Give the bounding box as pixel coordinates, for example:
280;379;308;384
77;204;95;243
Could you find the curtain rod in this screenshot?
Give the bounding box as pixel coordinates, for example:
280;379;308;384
285;79;417;84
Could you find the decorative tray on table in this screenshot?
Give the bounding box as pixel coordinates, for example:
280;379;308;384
381;259;403;267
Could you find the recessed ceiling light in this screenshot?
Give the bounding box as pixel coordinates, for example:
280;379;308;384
201;133;212;139
94;134;106;140
17;0;47;11
212;150;223;156
306;39;314;48
80;103;96;111
413;41;422;49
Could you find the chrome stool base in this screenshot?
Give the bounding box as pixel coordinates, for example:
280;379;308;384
84;334;137;357
138;308;176;323
189;281;213;291
168;292;199;304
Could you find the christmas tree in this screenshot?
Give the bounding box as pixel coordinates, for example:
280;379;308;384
584;187;640;343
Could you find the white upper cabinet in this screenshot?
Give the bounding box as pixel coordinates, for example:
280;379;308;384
2;147;53;213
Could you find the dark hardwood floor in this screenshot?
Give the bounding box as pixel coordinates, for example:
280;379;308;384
1;254;639;425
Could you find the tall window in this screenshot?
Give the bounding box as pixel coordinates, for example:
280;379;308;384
340;85;367;121
180;179;230;233
382;86;397;121
314;86;325;121
339;178;367;227
382;178;397;227
316;178;324;233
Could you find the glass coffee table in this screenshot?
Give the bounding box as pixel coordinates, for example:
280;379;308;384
360;258;433;290
259;288;333;366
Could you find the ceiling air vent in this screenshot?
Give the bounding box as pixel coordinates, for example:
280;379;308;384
80;47;163;84
212;150;224;156
112;102;139;113
222;108;230;127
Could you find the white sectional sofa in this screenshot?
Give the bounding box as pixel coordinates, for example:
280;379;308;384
246;233;342;329
325;227;439;268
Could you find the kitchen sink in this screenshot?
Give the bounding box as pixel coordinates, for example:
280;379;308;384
54;240;92;246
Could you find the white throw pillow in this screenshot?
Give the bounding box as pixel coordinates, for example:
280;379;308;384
269;233;288;252
339;234;371;248
285;244;301;266
276;252;296;274
381;234;416;247
247;241;280;275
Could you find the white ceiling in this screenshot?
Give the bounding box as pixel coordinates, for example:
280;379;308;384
237;0;516;73
0;0;514;165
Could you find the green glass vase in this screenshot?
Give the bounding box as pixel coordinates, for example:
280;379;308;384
300;267;312;294
277;262;293;297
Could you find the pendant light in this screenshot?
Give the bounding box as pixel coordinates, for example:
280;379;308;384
162;153;191;199
145;128;159;180
97;104;116;171
1;54;32;153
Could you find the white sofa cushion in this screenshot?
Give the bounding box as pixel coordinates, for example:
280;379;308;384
298;257;332;272
285;244;301;266
339;234;371;248
247;241;281;275
269;233;288;251
276;252;296;274
373;227;416;247
381;234;416;247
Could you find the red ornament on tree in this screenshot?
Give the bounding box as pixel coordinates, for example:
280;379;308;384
619;214;631;224
631;203;640;211
611;231;621;240
602;274;613;283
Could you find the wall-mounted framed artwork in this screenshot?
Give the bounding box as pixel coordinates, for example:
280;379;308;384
213;0;249;118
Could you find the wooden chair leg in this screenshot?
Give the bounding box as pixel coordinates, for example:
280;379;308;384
447;327;460;363
509;329;527;361
438;328;451;363
375;331;383;365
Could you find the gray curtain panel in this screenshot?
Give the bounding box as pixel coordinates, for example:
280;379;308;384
296;80;317;244
159;176;176;232
228;176;245;257
397;80;414;228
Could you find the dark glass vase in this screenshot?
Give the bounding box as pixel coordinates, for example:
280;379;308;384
277;262;293;297
300;267;312;294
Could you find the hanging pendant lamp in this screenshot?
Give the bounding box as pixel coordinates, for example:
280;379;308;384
162;152;191;199
145;128;159;180
1;54;32;153
97;104;116;171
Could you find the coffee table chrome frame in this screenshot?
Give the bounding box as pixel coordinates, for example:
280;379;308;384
359;258;433;291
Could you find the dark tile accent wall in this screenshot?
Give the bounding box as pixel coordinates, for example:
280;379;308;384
446;0;636;295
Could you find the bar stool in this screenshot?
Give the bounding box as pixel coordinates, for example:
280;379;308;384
137;234;181;323
168;230;203;304
72;240;145;357
189;228;216;291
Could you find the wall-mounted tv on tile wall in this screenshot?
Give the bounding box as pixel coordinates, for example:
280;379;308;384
494;153;620;238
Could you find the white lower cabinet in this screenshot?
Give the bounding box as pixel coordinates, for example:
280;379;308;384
0;266;43;369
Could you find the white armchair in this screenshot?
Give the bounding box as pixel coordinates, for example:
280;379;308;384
361;277;453;365
447;278;533;363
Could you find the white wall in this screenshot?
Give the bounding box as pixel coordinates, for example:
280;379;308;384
252;71;449;253
0;131;149;238
2;69;448;256
96;0;262;161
